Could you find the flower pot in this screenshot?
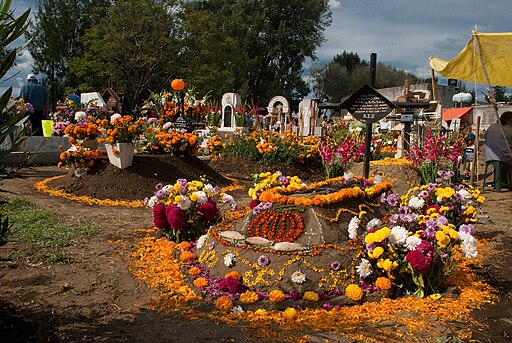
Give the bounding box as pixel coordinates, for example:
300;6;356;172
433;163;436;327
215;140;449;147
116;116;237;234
105;142;135;169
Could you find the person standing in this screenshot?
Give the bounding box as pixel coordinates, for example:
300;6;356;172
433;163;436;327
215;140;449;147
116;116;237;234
19;73;49;136
66;88;81;105
484;111;512;166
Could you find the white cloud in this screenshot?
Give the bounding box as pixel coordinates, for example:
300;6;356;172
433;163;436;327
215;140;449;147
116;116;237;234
329;0;341;9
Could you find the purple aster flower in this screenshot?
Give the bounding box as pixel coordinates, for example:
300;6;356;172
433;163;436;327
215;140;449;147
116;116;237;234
323;303;334;310
177;178;188;186
427;183;436;191
319;292;329;301
279;175;290;186
380;193;387;203
419;190;429;198
436;215;448;226
330;261;341;271
155;189;166;199
208;241;215;250
365;243;375;252
389;214;400;223
422;226;437;239
460;224;475;235
333;288;343;296
155;183;164;191
387;193;399;207
286;291;302;300
398;206;410;215
258;255;270;267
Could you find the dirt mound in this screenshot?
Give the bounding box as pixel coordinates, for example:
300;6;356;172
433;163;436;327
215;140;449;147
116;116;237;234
208;155;325;182
47;155;232;201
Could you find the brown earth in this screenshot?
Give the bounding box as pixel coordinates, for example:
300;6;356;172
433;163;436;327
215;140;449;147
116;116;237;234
0;156;510;342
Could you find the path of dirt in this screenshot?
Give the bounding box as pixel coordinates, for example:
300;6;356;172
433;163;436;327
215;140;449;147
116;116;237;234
0;163;511;342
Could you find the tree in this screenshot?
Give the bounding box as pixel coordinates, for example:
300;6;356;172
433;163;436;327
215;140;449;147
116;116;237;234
189;0;332;104
309;52;420;102
25;0;109;108
70;0;181;110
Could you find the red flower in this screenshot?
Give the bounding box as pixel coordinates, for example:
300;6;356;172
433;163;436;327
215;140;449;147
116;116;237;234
153;204;169;229
424;205;441;215
165;204;185;230
218;276;244;293
197;199;218;222
249;199;260;209
406;250;433;274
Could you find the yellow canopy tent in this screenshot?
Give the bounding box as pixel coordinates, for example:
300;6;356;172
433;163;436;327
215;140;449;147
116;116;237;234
430;31;512;87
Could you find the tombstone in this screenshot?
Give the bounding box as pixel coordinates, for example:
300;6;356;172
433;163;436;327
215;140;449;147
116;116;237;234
81;92;106;107
267;96;290;133
221;93;242;130
298;99;318;136
102;87;124;114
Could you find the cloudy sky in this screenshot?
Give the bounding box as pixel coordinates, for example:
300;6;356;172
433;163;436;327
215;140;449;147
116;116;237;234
6;0;511;99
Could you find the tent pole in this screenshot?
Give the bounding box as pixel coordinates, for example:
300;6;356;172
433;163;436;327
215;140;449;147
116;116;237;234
430;68;437;101
470;116;480;186
473;31;498;116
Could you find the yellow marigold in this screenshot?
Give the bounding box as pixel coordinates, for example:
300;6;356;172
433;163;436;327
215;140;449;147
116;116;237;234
224;271;241;280
375;277;392;290
215;295;233;313
188;267;201;275
180;251;196;262
283;307;297;317
364;232;376;245
193;277;209;288
239;291;259;304
368;246;384;259
436;230;450;248
345;284;363;301
374;227;391;243
377;258;398;272
177;241;191;251
268;290;286;302
303;291;319;301
255;309;267;315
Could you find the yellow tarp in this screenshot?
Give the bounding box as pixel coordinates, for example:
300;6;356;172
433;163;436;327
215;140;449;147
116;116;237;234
429;31;512;86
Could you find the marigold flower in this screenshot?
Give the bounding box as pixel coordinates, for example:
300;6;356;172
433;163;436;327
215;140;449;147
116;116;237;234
345;284;363;301
375;277;392;290
179;251;196;262
268;290;286;302
283;307;297;317
239;291;259;304
303;291;320;301
193;277;209;288
215;296;233;313
368;246;384;259
224;271;241;280
177;241;191;251
188;267;201;275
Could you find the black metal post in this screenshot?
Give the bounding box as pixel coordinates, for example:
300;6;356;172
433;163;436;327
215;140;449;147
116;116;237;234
363;53;377;179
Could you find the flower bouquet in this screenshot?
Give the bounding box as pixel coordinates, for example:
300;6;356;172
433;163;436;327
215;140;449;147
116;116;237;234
58;145;102;176
64;117;100;146
51;100;76;136
98;114;140;144
353;175;484;298
144;179;237;242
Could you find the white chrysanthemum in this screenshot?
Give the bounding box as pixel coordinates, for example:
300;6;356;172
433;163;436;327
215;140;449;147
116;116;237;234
68;145;78;152
176;195;191;210
405;235;422;251
366;218;381;230
224;252;236;267
348;216;360;240
110;113;122;123
408;196;425;210
74;111;87;122
196;234;207;249
147;196;158;209
356;258;373;278
222;193;235;204
389;226;409;245
457;231;472;242
193;191;208;204
203;184;215;195
291;270;306;284
457;189;472;203
162;184;173;192
461;236;478;258
162;122;172;130
231;305;244;314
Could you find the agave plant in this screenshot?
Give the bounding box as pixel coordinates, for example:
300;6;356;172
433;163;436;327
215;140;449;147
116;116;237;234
0;0;31;176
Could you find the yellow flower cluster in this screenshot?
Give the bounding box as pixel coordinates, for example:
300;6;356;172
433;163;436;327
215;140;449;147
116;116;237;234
215;295;233;313
248;172;303;200
375;277;392;290
239;291;259;304
268;290;286;302
303;291;320;302
435;187;456;199
364;227;391;245
345;284;363;301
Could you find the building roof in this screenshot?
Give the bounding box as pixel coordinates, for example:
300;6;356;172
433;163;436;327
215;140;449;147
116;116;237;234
442;106;473;121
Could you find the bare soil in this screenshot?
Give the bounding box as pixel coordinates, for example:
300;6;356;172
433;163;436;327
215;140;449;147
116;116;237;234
0;156;510;342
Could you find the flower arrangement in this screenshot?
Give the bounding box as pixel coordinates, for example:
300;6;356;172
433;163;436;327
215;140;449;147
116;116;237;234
353;177;484;297
64;117;100;143
58;145;102;175
136;118;199;156
98;114;140;144
248;171;304;202
206;110;221;127
10;98;34;117
144;179;237;242
407;130;462;184
51;101;77;136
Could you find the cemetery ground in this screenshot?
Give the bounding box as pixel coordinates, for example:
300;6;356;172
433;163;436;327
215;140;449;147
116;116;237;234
0;158;510;343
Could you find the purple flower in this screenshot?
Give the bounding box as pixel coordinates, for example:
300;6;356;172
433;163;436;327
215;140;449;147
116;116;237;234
286;291;302;300
208;241;215;250
398;206;410;215
155;189;166;199
332;288;343;296
387;193;399;207
155;183;163;191
459;224;475;235
218;276;244;294
436;215;448;226
322;303;334;310
330;261;341;271
258;255;270;267
279;175;290;186
380;193;387;203
419;190;429;198
389;214;400;223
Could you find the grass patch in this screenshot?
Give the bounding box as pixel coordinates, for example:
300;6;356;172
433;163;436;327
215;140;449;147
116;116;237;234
0;196;97;248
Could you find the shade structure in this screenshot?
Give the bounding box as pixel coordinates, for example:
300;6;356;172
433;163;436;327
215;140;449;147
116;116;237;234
429;31;512;86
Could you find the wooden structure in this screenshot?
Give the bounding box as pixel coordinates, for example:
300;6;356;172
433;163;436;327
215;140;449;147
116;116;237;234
102;80;124;114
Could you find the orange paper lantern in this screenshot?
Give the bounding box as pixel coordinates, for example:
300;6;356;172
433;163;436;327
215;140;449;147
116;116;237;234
171;78;185;91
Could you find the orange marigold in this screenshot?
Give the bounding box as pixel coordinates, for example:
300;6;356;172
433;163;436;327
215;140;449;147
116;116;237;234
224;271;241;280
215;296;233;313
375;276;392;290
239;291;259;304
345;284;364;301
177;241;191;251
188;267;202;275
179;251;196;262
268;290;286;302
193;277;209;288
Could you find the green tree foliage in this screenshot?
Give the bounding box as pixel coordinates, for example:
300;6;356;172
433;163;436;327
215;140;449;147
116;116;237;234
310;51;420;102
25;0;109;107
0;0;31;175
189;0;332;104
70;0;181;110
